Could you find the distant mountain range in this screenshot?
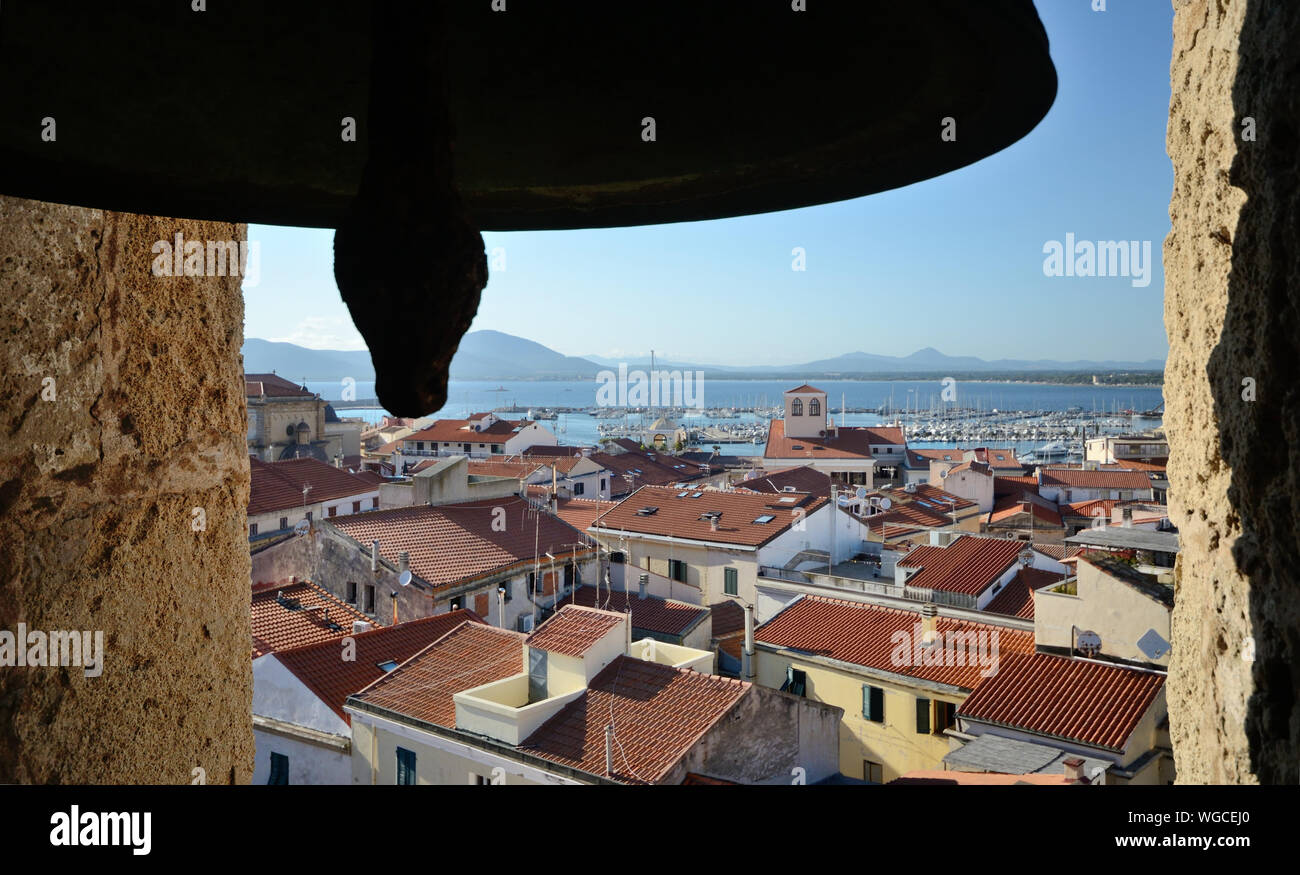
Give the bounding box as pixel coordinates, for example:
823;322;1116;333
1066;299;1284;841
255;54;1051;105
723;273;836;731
242;332;1164;382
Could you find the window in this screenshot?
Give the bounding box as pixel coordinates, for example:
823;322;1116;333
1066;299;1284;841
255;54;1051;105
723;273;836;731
609;551;625;564
781;666;807;697
863;760;883;784
396;747;416;785
328;505;337;517
268;752;288;785
915;696;931;734
564;563;576;588
752;514;775;524
601;478;607;491
724;567;738;596
471;773;490;785
249;523;258;536
528;571;537;593
279;516;288;530
352;501;361;513
346;581;357;604
862;685;884;723
574;481;585;496
501;580;512;602
463;442;472;452
372;497;379;509
791;399;803;416
377;660;398;672
668;559;687;582
809;398;820;416
416;442;424;451
364;583;375;614
933;700;957;734
305;511;313;522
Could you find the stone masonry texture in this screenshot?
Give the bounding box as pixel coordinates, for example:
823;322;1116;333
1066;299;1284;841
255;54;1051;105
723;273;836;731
0;196;253;783
1165;0;1299;782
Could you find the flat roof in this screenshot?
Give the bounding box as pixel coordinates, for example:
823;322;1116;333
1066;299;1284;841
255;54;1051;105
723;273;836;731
1065;528;1180;553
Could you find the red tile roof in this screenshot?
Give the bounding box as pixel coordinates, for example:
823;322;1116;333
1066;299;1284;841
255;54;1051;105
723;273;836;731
908;448;967;466
245;372;314;398
248;456;378;516
710;600;745;638
518;656;749;784
1039;469;1152;490
899;536;1027;597
1101;459;1167;472
969;448;1024;470
522;445;598;457
755;595;1034;690
588;450;710;495
987;495;1063;528
526;605;625;657
890;770;1075;785
553;497;619;531
983;567;1068;619
1062;498;1120;520
274;610;486;721
557;586;708;638
466;458;543;479
786;384;827;394
957;652;1165;751
1032;544;1084;561
762;420;905;460
251;579;377;658
404;417;525;444
994;475;1040;498
592;485;828;548
349;622;527;728
326;497;593;591
734;465;832;498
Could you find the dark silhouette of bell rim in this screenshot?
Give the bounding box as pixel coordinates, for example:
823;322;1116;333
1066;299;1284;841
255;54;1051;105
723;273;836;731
0;0;1056;231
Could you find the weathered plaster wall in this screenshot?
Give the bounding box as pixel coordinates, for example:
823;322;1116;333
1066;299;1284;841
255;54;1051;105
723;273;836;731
1165;0;1299;783
0;196;253;783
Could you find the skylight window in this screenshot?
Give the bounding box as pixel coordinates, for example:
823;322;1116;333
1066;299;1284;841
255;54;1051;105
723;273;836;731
677;490;690;498
636;506;659;516
700;510;722;521
377;660;398;672
690;492;703;498
778;496;797;504
753;514;776;524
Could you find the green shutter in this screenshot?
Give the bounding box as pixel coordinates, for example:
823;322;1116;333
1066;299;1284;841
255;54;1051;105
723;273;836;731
724;567;738;596
862;685;871;720
916;697;931;734
863;685;884;722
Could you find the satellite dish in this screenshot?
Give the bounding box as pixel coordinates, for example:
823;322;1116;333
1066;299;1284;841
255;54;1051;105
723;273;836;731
1077;630;1103;658
879;497;892;510
855;487;868;500
398;569;413;587
1136;628;1171;661
293;519;310;536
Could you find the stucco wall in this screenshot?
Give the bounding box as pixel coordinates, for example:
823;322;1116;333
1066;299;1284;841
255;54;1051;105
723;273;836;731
0;196;253;782
1165;0;1299;783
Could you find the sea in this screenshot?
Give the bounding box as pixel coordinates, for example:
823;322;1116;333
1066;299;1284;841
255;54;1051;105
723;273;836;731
308;378;1165;458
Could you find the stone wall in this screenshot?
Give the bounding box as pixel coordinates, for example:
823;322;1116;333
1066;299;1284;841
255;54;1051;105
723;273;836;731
1165;0;1299;783
0;196;253;783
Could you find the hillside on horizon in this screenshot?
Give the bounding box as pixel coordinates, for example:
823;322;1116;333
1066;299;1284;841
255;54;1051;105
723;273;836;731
243;332;1165;382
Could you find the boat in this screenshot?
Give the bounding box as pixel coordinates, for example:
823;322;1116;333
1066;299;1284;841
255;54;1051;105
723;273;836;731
1022;439;1072;464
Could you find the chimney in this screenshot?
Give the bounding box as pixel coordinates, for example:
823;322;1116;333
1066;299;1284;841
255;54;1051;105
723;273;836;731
1121;506;1133;528
920;602;938;647
334;455;343;468
497;586;506;628
709;516;719;532
638;572;649;600
370;540;380;572
605;724;614;778
1062;756;1087;784
352;620;372;634
391;591;398;625
742;603;755;680
399;551;410;574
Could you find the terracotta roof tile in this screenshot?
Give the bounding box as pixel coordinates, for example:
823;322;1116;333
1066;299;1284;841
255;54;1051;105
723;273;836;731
248;456;378;516
1039;469;1152;490
763;420;904;460
526;605;625;657
273;610;485;721
557;586;708;638
983;567;1067;619
592;485;827;548
755;595;1034;690
899;536;1028;597
251;579;377;658
404;417;524;444
327;497;592;591
552;497;618;530
518;656;749;784
957;652;1165;751
710;600;745;638
244;372;314;398
734;465;832;498
1032;544;1084;560
349;622;527;728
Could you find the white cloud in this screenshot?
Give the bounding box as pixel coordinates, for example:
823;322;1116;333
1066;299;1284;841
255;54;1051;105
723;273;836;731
268;316;367;351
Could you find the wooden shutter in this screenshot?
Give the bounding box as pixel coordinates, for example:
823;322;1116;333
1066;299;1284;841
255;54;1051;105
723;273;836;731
915;697;931;734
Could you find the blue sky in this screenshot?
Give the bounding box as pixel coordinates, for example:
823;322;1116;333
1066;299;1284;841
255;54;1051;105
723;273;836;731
243;0;1174;367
